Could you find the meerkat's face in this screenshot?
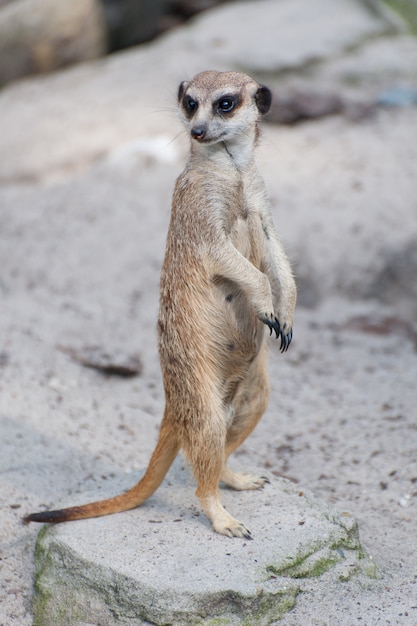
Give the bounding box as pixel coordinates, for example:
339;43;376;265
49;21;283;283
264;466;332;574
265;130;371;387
178;70;271;145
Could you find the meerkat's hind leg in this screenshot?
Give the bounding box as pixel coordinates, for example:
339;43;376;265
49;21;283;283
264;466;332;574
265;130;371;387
220;357;271;492
186;409;252;539
197;462;253;539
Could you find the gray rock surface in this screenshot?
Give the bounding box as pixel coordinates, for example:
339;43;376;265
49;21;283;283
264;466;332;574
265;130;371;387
101;0;170;50
1;1;417;625
0;0;106;85
33;470;365;625
159;0;399;74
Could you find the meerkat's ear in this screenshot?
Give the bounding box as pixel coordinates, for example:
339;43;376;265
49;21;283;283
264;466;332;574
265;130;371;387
178;81;188;102
255;85;272;115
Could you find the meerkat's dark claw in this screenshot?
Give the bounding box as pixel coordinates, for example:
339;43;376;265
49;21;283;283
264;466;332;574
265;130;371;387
281;327;293;352
262;314;280;338
262;317;293;351
279;329;287;353
271;320;293;352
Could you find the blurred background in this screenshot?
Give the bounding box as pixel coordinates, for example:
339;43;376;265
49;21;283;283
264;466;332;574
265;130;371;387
1;2;417;624
0;0;228;84
0;0;415;85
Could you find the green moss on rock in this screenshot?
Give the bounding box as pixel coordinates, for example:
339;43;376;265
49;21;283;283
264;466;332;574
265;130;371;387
383;0;417;35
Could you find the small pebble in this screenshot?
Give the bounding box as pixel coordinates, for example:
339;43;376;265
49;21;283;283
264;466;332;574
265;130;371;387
399;494;412;507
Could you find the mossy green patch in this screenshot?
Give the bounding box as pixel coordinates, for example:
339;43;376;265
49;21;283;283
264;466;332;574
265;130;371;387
193;585;300;626
363;560;379;580
267;546;342;580
244;588;299;625
383;0;417;35
32;526;54;625
266;514;363;582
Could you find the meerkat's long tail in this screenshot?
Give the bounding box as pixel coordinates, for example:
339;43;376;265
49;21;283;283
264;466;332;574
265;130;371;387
23;424;179;524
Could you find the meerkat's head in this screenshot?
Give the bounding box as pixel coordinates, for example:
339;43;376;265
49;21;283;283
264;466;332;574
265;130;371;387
178;70;271;149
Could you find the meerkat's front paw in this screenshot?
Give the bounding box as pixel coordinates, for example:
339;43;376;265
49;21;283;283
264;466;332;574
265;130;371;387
259;311;280;336
259;313;293;352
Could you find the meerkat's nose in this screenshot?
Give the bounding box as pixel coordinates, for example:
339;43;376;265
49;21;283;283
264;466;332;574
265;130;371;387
191;126;207;141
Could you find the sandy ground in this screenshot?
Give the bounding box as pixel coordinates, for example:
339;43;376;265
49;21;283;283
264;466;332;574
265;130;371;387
1;26;417;626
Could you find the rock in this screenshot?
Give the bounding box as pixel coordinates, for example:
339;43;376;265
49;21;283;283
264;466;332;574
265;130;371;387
337;315;417;351
101;0;169;51
0;0;106;85
366;239;417;320
265;83;417;126
92;1;229;53
161;0;399;74
266;89;345;125
32;466;367;625
377;85;417;107
58;344;143;377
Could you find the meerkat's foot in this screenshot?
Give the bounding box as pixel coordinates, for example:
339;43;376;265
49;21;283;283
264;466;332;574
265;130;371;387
220;467;270;491
199;494;252;539
213;510;253;539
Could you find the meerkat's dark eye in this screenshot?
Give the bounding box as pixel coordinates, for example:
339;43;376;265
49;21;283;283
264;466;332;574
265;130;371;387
217;97;236;113
184;96;198;114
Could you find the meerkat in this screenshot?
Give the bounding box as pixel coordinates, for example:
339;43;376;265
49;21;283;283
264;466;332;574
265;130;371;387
24;70;296;538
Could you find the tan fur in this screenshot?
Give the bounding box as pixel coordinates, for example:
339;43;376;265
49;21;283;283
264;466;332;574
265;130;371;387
24;70;296;538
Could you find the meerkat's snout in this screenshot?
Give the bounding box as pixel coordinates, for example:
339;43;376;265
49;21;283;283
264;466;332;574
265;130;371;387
191;125;208;141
